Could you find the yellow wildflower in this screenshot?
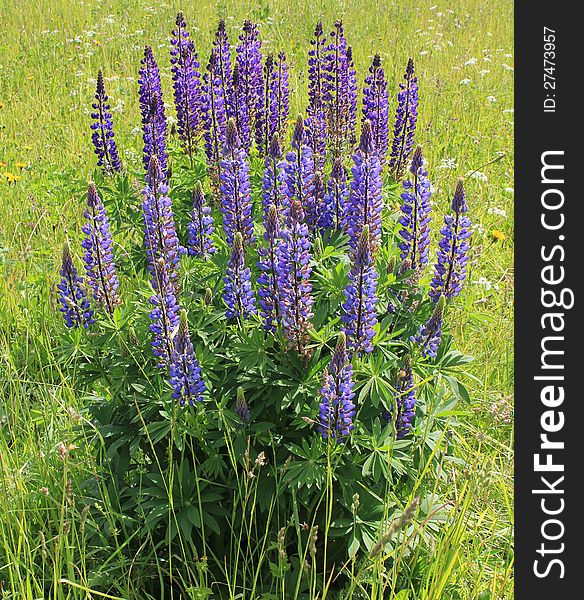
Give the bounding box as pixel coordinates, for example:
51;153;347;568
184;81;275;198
15;162;27;169
0;161;7;168
3;171;22;183
0;100;5;109
492;229;506;242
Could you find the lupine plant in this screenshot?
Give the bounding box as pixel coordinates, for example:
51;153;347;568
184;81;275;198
138;46;168;174
235;20;263;153
170;11;202;158
389;58;419;179
91;70;122;174
81;182;121;314
362;54;389;164
398;145;432;277
56;14;476;598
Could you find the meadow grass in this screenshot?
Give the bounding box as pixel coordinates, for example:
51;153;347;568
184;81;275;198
0;0;513;597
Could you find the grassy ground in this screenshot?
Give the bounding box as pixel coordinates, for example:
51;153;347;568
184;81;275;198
0;0;513;597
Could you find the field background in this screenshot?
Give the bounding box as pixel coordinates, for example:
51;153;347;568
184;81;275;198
0;0;513;598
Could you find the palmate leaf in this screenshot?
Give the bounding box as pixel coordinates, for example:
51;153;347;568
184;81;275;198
283;438;327;490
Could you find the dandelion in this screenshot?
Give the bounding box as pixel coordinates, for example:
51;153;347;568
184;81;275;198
91;70;122;174
187;181;215;258
81;182;121;314
15;162;28;169
492;229;506;241
342;225;379;356
219;119;255;245
430;179;472;302
277;199;314;356
223;232;256;320
58;243;94;329
389;58;418;179
169;310;205;405
3;172;21;184
170;11;202;158
318;332;356;440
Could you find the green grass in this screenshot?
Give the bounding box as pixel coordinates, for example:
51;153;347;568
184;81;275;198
0;0;513;598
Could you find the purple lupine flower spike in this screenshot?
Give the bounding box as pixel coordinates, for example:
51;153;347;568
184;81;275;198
306;22;327;169
139;46;168;174
412;296;445;358
323;20;351;158
342;225;379;356
235;20;263;153
91;70;122;174
258;51;290;155
235;386;250;426
220;118;255;245
170;11;202;158
187;180;215;258
312;172;327;232
271;52;290;145
346;46;358;147
257;204;282;333
58;243;94;329
389;58;418;179
149;258;180;367
323;157;349;231
262;133;285;227
82;182;121;314
256;53;274;155
212;19;234;117
223;232;256;320
346;120;384;251
430;179;471;302
283;115;316;218
395;356;416;438
201;54;228;184
318;332;356;440
276;199;314;356
142;155;184;285
170;310;205;405
398;146;432;276
231;62;251;153
362;54;389;164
